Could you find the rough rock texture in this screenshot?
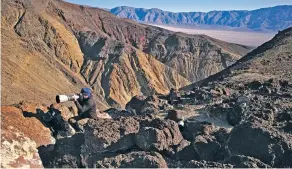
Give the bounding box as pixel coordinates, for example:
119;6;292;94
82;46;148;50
165;109;184;122
192;134;221;161
125;95;161;115
1;126;44;168
38;133;85;168
135;119;183;151
82;118;140;154
147;33;251;82
182;120;216;141
184;160;233;168
166;139;197;161
1;105;53;146
226;122;292;167
224;155;271;168
95;151;168;168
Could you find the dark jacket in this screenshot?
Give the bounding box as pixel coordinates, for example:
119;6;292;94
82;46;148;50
43;107;70;134
74;95;97;119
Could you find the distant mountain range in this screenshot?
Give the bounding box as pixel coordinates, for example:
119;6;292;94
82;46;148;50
109;5;292;31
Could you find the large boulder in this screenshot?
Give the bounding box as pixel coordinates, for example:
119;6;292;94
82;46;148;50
94;151;168;168
192;134;221;161
125;95;160;115
226;104;246;126
81;117;140;167
135;119;183;151
247;80;263;90
1;126;43;168
125;95;147;114
276;109;292;134
182;120;216;141
82;117;140;154
38;133;85;168
165;109;183;122
166;139;197;161
226;122;292;167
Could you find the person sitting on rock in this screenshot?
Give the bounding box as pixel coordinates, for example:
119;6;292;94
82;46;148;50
168;88;181;105
68;88;97;132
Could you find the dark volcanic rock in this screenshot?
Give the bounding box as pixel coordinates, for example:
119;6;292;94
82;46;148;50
135;119;183;151
182;120;216;141
125;95;147;114
184;160;233;168
39;133;85;168
248;80;263;90
80;117;140;167
126;95;160;115
82;118;139;154
226;122;292;167
94;151;168;168
192;134;221;161
165;139;197;161
165;109;183;122
212;128;231;145
224;155;271;168
104;108;136;119
226;104;246;126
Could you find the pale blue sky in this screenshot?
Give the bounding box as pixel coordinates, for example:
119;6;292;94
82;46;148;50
64;0;292;12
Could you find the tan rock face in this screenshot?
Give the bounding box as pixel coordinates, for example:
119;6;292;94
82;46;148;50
1;126;44;168
1;105;53;146
106;50;191;107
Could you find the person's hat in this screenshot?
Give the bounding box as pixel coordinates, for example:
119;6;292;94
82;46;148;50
81;88;91;96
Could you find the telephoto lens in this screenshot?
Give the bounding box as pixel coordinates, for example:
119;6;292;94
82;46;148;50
56;94;79;103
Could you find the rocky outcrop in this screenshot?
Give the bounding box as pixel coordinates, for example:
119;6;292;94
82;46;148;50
226;122;292;167
95;151;168;168
1;105;53;146
224;155;271;168
1;126;43;168
184;160;232;168
135;119;183;151
84;118;139;152
125;95;161;115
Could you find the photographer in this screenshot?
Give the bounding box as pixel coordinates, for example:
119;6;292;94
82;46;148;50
68;88;97;132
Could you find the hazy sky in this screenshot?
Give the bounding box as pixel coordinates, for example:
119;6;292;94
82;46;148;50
64;0;292;12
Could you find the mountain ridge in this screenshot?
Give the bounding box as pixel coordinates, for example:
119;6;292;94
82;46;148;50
182;26;292;90
110;5;292;31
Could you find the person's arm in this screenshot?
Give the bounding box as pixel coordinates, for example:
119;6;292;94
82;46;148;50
74;100;93;115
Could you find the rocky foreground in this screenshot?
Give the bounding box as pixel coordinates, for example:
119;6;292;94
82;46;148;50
2;78;292;168
1;0;292;168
